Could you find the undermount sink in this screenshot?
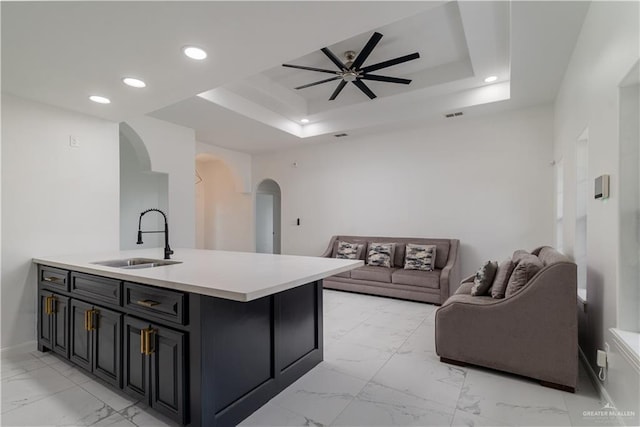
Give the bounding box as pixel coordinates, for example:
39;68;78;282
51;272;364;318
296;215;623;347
91;258;182;269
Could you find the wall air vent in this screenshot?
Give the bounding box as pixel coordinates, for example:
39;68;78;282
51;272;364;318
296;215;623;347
334;133;348;138
445;112;464;118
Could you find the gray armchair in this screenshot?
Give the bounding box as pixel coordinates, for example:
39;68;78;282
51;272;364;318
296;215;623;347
435;246;578;391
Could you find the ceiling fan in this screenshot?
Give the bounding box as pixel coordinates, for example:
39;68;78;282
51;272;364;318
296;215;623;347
282;32;419;101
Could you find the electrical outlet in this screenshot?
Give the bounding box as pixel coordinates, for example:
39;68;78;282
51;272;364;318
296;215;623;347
69;135;80;148
597;349;608;368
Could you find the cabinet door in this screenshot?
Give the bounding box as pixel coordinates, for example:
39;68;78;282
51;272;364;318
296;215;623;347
92;306;122;387
70;300;92;372
51;295;70;358
123;316;149;401
150;325;186;424
37;290;53;350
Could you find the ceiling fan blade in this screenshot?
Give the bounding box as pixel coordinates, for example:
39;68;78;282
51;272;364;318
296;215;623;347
361;52;420;74
295;76;341;90
283;64;339;75
329;80;347;100
352;80;377;99
321;47;347;70
351;32;383;70
360;74;412;84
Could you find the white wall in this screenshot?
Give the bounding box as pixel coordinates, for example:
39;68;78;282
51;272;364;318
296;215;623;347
125;116;196;249
253;105;555;277
553;1;639;422
197;142;252;193
1;94;119;349
196;159;252;252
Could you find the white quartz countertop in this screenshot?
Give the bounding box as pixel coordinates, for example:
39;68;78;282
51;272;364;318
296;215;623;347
33;248;362;302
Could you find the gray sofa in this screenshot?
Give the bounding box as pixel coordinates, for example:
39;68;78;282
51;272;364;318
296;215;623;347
321;235;460;305
435;246;578;392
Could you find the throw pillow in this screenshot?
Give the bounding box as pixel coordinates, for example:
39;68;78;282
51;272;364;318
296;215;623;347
367;242;396;268
471;261;498;296
505;255;544;297
334;241;364;260
491;258;516;299
404;244;436;271
512;249;530;263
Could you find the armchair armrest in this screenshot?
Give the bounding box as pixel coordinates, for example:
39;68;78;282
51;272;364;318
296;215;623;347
320;236;338;258
439;239;460;304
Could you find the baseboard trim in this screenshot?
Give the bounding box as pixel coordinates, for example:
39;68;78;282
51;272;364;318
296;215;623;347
579;347;624;426
1;340;37;355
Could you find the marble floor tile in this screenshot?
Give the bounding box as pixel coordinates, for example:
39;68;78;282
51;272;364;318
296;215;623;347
81;379;140;411
324;340;394;381
49;358;94;385
1;385;116;426
239;401;323;426
456;367;572;426
272;364;367;425
332;381;454;426
450;408;514;426
91;412;138;427
396;320;436;357
372;352;466;410
340;321;413;352
119;402;180;427
1;365;76;413
1;353;47;380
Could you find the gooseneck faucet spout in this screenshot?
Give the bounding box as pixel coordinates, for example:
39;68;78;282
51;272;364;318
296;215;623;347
137;208;174;260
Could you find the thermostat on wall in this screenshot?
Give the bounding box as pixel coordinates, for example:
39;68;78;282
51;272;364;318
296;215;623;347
594;175;610;200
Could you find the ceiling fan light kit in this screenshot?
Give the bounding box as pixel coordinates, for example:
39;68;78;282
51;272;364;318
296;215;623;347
283;31;420;101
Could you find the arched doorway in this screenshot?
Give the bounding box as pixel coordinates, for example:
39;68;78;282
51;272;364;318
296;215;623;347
119;122;168;250
255;179;281;254
196;154;252;251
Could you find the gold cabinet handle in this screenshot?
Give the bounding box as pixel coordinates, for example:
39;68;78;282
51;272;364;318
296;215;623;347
136;300;160;308
43;276;62;284
89;309;98;331
49;296;56;314
146;329;156;355
84;309;89;331
140;328;156;355
45;296;51;315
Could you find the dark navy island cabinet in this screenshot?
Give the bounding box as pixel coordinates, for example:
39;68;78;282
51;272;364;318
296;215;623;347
36;264;324;427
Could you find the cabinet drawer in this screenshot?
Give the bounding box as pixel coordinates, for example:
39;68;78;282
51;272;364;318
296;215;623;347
124;283;186;325
71;273;122;306
39;266;70;292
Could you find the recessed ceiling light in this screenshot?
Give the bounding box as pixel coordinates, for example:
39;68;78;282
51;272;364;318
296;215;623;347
484;76;498;83
300;118;309;124
183;46;207;60
89;95;111;104
122;77;146;88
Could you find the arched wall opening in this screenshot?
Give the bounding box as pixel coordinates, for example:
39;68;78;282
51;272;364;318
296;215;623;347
255;179;282;254
119;122;168;249
196;154;252;251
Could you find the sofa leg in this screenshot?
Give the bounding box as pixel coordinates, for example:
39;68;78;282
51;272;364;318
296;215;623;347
540;380;575;393
440;357;467;367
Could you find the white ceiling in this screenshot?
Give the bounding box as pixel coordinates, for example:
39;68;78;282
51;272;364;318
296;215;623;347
2;1;590;154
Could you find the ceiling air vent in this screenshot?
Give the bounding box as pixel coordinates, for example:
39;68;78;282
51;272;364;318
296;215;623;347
444;112;464;118
334;133;348;138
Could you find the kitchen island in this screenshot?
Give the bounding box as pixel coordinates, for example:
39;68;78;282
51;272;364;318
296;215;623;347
34;248;362;427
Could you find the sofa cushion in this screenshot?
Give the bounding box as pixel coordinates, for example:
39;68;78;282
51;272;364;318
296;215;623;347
392;269;440;289
333;270;351;279
471;261;498;296
367;242;396;268
335;241;364;260
491;258;516;299
404;244;436;271
352;266;397;283
505;255;543;297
